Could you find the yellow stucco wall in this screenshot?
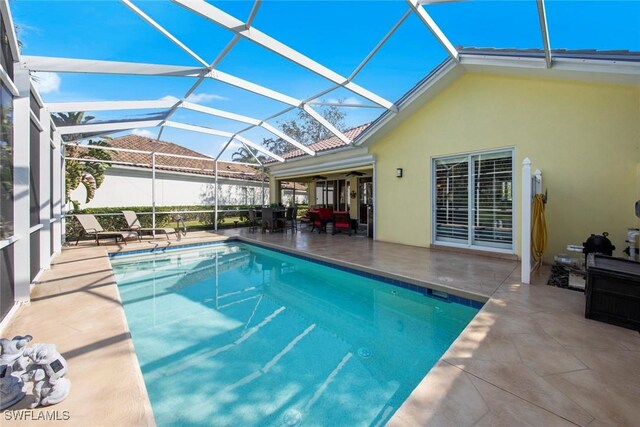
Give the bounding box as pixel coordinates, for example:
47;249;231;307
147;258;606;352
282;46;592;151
370;72;640;261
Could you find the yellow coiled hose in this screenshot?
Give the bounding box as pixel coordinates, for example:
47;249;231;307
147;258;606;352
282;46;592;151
531;193;547;270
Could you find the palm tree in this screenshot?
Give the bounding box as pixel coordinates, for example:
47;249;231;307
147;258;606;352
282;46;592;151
52;111;95;143
231;146;264;164
52;112;113;210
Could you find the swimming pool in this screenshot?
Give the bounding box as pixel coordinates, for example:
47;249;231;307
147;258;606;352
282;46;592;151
111;241;480;426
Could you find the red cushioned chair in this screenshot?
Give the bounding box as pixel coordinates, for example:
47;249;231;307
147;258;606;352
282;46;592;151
332;212;352;236
309;210;327;233
317;208;334;226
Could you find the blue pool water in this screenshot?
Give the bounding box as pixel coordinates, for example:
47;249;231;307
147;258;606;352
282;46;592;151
111;242;480;426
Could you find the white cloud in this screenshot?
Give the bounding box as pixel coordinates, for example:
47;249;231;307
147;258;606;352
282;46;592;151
223;140;242;153
158;93;227;104
160;95;179;102
186;92;228;103
32;72;61;94
326;97;364;106
132;129;154;138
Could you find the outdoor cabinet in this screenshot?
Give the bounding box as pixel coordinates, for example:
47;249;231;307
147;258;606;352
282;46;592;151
585;255;640;331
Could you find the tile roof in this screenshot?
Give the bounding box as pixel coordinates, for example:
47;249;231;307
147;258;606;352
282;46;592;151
266;122;371;163
70;135;267;182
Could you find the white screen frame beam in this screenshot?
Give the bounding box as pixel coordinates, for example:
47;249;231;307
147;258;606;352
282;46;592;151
407;0;459;62
47;99;176;112
0;0;21;62
162;121;284;162
57;119;163;135
172;0;394;110
234;134;284;162
22;56;204;76
536;0;552;69
24;55;350;146
121;0;209;67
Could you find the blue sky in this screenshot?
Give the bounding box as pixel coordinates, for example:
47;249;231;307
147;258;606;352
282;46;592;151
12;0;640;160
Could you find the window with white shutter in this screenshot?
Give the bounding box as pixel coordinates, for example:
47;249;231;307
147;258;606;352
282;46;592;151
433;150;514;251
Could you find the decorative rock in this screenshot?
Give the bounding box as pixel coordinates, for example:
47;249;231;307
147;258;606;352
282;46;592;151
23;344;71;408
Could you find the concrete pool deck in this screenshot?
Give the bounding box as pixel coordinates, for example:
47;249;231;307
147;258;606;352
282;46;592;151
1;229;639;426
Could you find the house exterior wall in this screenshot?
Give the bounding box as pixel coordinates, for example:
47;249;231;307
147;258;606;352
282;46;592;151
369;72;640;262
70;166;272;208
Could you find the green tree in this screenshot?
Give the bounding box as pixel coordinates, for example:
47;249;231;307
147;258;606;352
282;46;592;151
262;104;346;155
52;112;113;210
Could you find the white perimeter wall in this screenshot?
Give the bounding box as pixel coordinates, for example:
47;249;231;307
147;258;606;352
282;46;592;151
281;190;308;206
70;166;275;208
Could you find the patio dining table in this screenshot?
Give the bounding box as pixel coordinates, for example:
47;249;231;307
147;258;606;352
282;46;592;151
260;208;287;232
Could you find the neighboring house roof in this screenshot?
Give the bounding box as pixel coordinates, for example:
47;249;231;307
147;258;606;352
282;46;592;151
73;135;267;182
265;122;371;164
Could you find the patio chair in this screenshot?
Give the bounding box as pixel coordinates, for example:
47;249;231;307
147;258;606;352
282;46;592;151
248;208;258;233
276;207;297;234
309;211;327;233
122;211;177;241
261;208;276;233
299;209;311;228
291;206;298;232
317;208;334;226
332;212;352;236
75;214;139;246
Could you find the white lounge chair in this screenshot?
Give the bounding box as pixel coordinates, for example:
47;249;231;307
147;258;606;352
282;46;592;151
75;214;138;246
122;211;177;241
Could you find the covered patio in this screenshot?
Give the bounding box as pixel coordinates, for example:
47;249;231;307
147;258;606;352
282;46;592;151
273;166;374;232
3;229;639;426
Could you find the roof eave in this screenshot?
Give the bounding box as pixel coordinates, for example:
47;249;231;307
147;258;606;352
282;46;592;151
460;52;640;75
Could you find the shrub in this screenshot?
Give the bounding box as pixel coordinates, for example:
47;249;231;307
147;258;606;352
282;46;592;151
65;204;257;240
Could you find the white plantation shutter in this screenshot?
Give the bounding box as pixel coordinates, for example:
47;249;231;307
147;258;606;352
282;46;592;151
434;150;513;250
434;156;469;242
472;152;513;248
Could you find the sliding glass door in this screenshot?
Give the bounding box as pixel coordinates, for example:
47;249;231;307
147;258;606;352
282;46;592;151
315;179;349;211
433;150;514;251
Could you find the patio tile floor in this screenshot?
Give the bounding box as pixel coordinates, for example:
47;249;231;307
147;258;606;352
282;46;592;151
1;228;639;426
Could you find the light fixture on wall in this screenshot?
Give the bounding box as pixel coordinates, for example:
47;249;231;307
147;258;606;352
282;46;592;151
350;190;357;199
396;168;403;178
